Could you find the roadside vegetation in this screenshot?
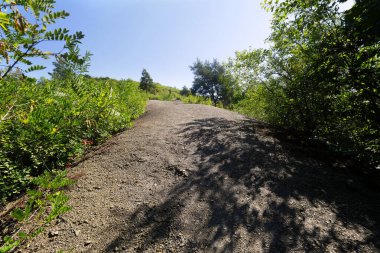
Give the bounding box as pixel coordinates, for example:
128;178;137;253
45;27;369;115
139;69;212;105
0;1;146;251
149;83;212;106
1;0;378;251
0;76;146;205
189;0;379;170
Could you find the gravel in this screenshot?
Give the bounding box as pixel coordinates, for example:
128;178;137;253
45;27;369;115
23;100;380;253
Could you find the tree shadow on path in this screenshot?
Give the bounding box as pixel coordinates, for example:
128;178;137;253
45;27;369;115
104;117;380;252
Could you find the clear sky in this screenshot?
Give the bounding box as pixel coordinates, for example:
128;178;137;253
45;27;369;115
30;0;354;88
30;0;272;88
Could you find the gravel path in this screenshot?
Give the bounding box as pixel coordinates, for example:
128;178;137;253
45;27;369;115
25;100;380;252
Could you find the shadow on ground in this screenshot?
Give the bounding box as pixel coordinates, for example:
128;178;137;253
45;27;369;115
104;117;380;252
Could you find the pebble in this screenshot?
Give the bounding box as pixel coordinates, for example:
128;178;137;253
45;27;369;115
74;230;81;236
48;231;59;238
59;217;68;223
84;240;92;246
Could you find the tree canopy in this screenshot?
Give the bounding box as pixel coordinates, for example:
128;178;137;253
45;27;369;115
190;59;236;106
139;69;154;93
180;86;191;97
227;0;380;168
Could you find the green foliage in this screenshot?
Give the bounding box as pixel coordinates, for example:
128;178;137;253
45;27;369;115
181;94;212;106
190;58;236;107
144;82;212;105
32;170;73;191
0;236;20;253
0;76;146;203
50;47;92;80
0;0;84;78
147;83;181;101
0;170;73;253
229;0;380;168
180;86;191;97
0;1;147;250
139;69;155;93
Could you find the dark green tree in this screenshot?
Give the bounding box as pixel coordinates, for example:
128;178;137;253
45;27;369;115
180;86;191;96
139;69;154;93
190;59;234;106
234;0;380;166
344;0;380;47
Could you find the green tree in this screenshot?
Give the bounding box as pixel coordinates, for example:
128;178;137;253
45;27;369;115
180;86;191;96
190;59;235;106
139;69;154;93
344;0;380;47
227;0;379;166
0;0;84;79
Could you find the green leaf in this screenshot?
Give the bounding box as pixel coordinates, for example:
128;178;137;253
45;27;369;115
17;232;28;240
25;65;47;73
0;12;10;31
11;208;26;222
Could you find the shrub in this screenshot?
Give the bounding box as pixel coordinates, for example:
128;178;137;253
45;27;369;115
0;77;146;203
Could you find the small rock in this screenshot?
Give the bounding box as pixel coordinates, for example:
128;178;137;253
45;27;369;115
59;217;68;223
94;186;102;190
84;240;92;246
48;231;59;238
74;230;81;236
79;219;89;225
174;167;188;177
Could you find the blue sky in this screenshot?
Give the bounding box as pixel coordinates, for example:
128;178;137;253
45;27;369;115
30;0;272;88
30;0;354;88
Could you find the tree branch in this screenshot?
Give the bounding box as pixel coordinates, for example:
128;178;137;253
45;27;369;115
1;40;42;78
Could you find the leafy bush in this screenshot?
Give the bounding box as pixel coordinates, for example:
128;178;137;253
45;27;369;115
0;170;73;253
180;95;212;105
147;83;182;101
229;0;380;168
143;82;212;105
0;77;146;203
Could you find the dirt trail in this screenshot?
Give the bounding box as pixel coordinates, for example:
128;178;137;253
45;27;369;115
26;100;379;253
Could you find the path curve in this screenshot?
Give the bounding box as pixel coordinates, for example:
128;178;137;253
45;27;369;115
27;101;379;252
